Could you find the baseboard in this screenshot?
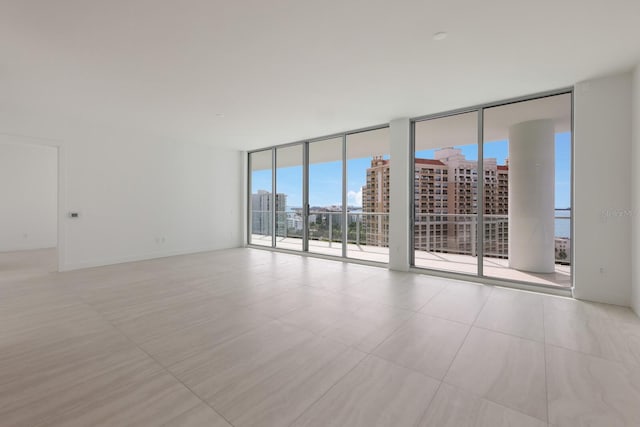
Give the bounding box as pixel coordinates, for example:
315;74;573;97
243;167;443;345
0;243;57;252
59;245;242;272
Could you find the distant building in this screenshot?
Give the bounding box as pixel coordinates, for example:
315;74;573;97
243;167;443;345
251;190;286;235
286;212;304;231
555;237;570;264
362;148;509;256
362;156;390;247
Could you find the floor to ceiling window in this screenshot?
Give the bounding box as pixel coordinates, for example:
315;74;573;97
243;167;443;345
308;137;344;258
481;93;572;287
275;144;304;251
411;91;572;288
249;90;571;289
248;126;390;264
413;112;479;275
248;149;273;247
346;127;390;262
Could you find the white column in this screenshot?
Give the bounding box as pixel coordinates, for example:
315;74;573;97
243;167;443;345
508;119;555;273
389;118;411;271
633;65;640;315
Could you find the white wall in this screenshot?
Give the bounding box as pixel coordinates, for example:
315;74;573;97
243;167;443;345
632;65;640;315
62;137;243;270
573;72;633;305
0;142;57;251
0;114;243;271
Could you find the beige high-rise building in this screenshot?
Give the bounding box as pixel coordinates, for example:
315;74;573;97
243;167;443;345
362;148;509;256
362;156;390;247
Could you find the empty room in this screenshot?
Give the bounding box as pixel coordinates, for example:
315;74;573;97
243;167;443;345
1;1;640;426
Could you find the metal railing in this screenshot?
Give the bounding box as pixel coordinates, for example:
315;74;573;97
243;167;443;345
414;213;570;264
250;210;389;248
306;211;389;247
250;210;570;264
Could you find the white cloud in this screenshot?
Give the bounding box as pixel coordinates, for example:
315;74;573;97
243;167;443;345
347;189;362;207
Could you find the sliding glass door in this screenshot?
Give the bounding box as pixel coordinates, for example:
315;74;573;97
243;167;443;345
346;127;390;263
250;90;572;290
248;126;390;264
412;91;572;288
481;94;572;287
308;137;344;257
275;144;304;251
413;112;479;275
248;150;273;247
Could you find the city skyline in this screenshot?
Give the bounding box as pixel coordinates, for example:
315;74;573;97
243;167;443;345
251;132;572;209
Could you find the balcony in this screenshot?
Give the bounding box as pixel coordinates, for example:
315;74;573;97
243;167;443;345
250;212;571;288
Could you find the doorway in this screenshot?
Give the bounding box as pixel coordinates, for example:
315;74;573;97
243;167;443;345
0;139;59;282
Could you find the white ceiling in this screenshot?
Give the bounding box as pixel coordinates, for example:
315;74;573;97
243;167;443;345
416;93;572;150
1;1;639;150
253;93;571;169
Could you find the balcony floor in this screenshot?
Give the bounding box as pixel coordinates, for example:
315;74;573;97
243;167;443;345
251;235;571;288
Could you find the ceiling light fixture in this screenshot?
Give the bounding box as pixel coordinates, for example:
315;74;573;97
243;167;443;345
215;113;225;118
433;31;448;41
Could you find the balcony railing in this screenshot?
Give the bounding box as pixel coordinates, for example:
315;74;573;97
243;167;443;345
307;211;388;248
415;213;570;264
250;210;570;264
250;210;389;248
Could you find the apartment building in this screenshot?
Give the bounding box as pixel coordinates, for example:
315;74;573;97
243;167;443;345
363;148;509;256
251;190;286;235
362;156;390;247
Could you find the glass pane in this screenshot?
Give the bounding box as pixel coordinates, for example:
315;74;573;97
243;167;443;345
482;93;572;287
413;111;479;275
275;144;303;251
249;150;273;247
308;137;343;257
346;127;390;263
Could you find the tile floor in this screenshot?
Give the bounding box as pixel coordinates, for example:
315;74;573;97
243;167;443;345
0;248;639;426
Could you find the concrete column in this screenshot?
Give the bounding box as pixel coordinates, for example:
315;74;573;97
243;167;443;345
508;119;555;273
633;65;640;315
389;118;411;271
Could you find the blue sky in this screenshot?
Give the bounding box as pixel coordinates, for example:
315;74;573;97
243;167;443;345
252;131;571;209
